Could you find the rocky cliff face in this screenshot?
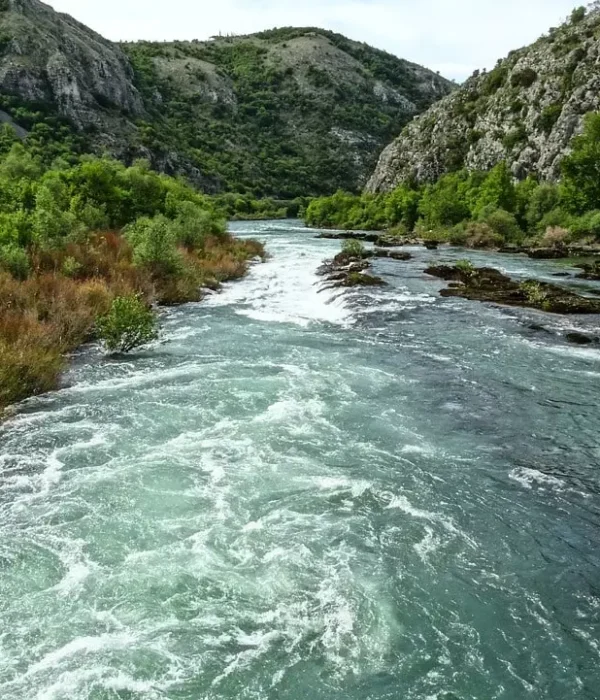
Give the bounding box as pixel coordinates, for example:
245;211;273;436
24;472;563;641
367;6;600;193
0;0;143;139
0;1;454;195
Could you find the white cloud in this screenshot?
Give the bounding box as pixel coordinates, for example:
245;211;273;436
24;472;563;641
47;0;581;80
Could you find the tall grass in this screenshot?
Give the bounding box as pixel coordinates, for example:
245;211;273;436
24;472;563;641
0;233;265;414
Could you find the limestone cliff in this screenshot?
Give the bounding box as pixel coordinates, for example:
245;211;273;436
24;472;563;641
367;5;600;193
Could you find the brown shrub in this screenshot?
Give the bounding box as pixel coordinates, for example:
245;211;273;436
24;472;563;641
465;222;504;249
0;335;64;410
539;226;569;248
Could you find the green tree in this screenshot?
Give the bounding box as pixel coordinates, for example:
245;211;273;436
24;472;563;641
419;172;470;227
97;295;158;353
124;215;182;276
560;112;600;214
471;162;516;216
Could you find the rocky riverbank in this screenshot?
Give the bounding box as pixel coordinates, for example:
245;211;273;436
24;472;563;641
425;263;600;314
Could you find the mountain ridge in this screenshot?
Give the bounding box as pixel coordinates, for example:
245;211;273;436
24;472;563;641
0;0;454;196
366;4;600;193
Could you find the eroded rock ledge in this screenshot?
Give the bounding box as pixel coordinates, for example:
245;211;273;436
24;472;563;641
425;264;600;314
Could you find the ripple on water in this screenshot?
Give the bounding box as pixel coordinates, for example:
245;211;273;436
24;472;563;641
0;222;599;699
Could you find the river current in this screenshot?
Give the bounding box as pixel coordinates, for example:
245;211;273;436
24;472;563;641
1;220;600;699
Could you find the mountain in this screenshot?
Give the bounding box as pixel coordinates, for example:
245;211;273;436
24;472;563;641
366;5;600;193
0;1;454;197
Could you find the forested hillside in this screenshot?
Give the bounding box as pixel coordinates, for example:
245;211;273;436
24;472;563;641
0;1;453;198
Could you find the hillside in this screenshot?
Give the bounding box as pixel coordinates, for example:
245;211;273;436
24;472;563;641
0;1;454;197
367;5;600;193
121;30;453;197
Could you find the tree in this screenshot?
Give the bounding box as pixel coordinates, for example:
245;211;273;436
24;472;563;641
471;162;516;216
419;172;470;227
96;295;158;353
124;215;181;276
560;112;600;214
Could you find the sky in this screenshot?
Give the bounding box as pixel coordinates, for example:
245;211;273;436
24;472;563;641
46;0;582;81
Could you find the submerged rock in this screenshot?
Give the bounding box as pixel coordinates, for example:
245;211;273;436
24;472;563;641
566;332;597;345
424;264;600;314
373;249;412;261
576;261;600;280
423;240;440;250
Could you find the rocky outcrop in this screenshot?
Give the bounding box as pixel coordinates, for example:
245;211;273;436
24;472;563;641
425;264;600;314
0;0;143;137
367;6;600;192
0;1;455;195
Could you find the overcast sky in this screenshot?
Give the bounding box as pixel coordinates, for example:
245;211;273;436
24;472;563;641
46;0;581;81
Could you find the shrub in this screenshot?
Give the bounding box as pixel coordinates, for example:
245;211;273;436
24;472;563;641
0;245;30;280
539;226;569;247
61;255;83;279
526;183;560;230
0;338;63;410
455;259;475;274
571;6;586;23
510;68;537;88
537;104;562;134
503;127;527;150
341;239;366;258
568;210;600;241
124;215;182;276
537;207;573;233
464;222;503;249
96;295;158;353
480;208;523;243
448;224;469;246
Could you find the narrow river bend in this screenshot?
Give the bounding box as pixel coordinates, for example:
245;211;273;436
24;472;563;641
1;220;599;699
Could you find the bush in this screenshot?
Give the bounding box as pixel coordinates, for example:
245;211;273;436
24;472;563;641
341;239;366;258
455;259;475;274
0;245;30;280
448;223;469;246
537;207;573;233
568;210;600;240
539;226;569;247
537;104;562;134
0;338;63;410
124;215;182;276
464;222;503;249
526;183;560;230
480;208;523;243
96;295;158;353
510;68;537;88
61;255;83;279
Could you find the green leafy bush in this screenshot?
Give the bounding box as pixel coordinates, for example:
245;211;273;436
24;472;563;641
480;208;523;243
455;258;475;274
0;244;30;280
341;239;366;258
510;68;537;88
124;215;182;276
96;295;158;353
538;104;562;134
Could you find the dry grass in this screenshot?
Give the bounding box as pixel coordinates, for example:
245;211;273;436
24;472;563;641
0;232;265;414
540;226;570;248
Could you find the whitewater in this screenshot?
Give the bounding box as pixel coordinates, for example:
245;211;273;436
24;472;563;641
0;220;599;699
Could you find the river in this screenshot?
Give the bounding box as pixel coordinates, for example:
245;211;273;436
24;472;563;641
1;219;599;699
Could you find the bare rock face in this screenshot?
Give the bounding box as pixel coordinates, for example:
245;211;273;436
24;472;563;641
366;7;600;192
0;0;143;129
0;1;455;193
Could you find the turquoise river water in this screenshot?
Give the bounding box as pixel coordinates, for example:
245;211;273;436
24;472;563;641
1;220;600;699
